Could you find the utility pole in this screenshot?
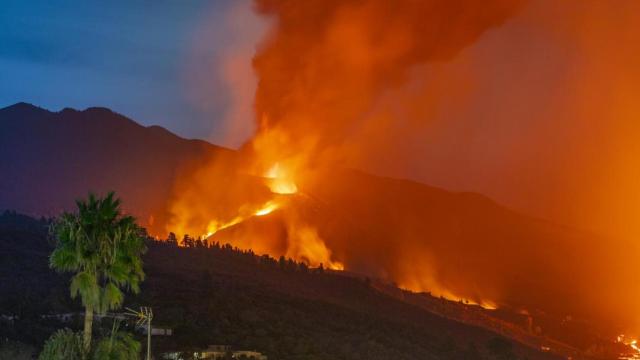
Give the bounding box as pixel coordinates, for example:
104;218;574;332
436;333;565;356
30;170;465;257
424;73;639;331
126;307;153;360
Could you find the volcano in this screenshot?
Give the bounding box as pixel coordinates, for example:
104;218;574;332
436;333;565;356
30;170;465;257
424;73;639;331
0;103;633;352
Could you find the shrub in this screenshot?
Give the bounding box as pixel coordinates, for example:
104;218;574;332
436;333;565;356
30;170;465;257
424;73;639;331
92;331;141;360
39;329;85;360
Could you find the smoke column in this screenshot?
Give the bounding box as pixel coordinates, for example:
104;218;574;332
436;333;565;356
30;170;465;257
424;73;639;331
246;0;524;177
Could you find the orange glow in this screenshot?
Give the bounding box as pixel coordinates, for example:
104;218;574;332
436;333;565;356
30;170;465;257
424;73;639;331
264;163;298;194
161;156;343;268
285;224;344;270
202;199;281;238
202;216;243;239
616;335;640;360
476;300;498;311
399;277;498;310
254;200;279;216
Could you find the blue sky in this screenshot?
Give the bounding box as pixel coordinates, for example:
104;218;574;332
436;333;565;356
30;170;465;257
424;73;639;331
0;0;257;146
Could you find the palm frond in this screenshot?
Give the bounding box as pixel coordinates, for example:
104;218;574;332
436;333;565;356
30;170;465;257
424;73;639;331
92;330;140;360
99;282;124;314
38;329;85;360
49;246;79;271
70;271;99;307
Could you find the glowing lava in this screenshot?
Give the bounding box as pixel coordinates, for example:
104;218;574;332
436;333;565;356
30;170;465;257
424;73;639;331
201;199;282;239
435;289;498;310
265;163;298;194
254;200;279;216
617;335;640;360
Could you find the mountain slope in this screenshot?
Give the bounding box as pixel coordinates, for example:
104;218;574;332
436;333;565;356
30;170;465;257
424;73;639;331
0;212;564;360
0;102;234;221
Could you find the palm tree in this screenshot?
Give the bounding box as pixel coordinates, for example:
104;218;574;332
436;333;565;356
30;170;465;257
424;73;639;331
49;192;146;351
38;329;84;360
92;320;141;360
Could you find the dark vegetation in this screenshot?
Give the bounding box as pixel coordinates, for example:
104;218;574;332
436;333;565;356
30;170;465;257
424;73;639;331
0;211;559;360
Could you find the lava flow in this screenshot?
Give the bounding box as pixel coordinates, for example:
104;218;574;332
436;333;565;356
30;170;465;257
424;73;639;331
201;199;281;239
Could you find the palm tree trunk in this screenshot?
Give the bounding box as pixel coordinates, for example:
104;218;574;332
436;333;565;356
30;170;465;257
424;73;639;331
83;304;94;351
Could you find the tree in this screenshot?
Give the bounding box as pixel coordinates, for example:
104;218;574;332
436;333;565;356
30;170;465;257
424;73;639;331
181;234;194;247
92;332;140;360
166;232;178;246
38;329;85;360
49;192;146;351
92;322;141;360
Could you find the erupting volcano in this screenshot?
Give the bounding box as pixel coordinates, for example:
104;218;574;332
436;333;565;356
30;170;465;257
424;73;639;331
164;0;525;298
6;0;640;358
148;0;640;339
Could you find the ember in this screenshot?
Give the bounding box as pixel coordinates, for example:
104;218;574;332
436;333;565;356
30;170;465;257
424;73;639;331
617;335;640;360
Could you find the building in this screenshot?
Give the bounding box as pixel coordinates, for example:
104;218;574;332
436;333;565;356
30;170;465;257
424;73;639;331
200;345;230;359
162;345;267;360
231;350;268;360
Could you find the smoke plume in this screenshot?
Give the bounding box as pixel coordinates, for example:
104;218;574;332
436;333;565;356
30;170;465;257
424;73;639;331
245;0;524;177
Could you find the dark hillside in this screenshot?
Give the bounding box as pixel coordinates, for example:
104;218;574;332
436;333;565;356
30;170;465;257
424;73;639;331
0;212;561;360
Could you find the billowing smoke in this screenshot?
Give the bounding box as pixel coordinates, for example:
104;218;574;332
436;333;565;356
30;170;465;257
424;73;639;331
245;0;524;178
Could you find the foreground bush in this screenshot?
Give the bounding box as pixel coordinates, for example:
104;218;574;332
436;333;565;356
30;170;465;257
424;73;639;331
92;331;141;360
39;328;141;360
38;329;85;360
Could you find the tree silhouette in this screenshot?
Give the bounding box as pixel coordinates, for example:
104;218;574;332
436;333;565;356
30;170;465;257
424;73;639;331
49;192;146;351
166;232;178;246
181;234;194;248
